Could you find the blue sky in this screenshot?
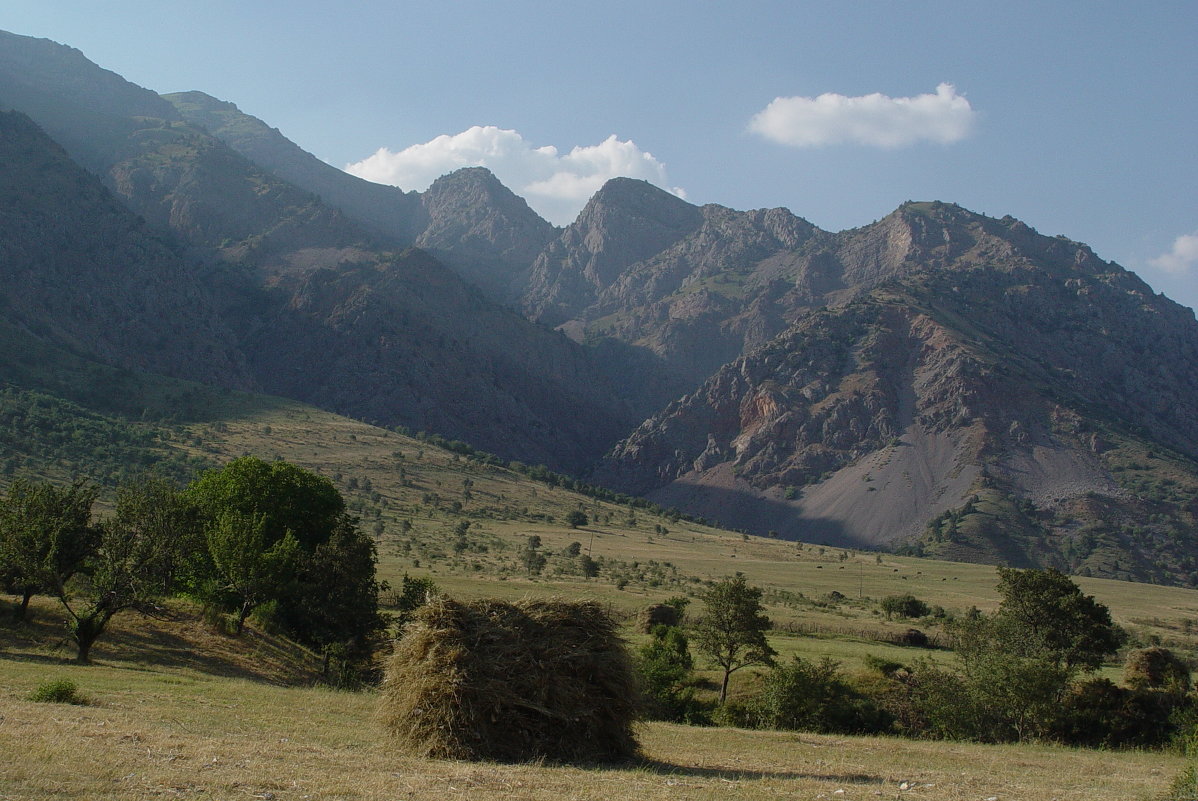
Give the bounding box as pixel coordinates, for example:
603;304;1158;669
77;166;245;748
5;1;1197;310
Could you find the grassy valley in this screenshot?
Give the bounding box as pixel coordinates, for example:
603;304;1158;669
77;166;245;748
0;599;1185;801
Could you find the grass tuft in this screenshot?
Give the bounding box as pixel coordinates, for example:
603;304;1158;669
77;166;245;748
29;679;87;705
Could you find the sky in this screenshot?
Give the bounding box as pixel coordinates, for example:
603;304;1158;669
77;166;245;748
4;1;1197;310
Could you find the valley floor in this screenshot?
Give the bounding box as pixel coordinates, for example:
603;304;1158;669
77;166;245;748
0;644;1183;801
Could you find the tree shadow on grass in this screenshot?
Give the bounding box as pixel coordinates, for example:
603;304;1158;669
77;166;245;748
0;601;318;684
633;757;883;784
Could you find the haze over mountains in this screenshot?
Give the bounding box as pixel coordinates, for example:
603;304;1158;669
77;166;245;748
2;29;1197;585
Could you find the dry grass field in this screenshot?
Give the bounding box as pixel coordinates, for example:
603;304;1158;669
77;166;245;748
0;607;1185;801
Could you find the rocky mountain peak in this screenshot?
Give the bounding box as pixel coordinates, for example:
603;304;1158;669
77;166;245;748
415;167;557;303
522;179;704;324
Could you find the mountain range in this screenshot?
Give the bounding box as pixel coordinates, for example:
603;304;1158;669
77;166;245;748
2;29;1196;585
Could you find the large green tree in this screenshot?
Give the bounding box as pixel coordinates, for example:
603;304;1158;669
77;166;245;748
185;457;383;664
0;479;98;620
186;456;345;550
693;574;777;703
993;567;1122;671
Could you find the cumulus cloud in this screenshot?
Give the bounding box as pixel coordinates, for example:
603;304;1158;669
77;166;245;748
1150;233;1198;274
344;126;684;225
748;83;977;148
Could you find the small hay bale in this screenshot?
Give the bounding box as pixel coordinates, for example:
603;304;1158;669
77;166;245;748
636;603;680;633
380;597;640;763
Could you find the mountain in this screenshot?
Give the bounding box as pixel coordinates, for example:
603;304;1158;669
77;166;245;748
162;90;425;243
4;29;1198;584
163;92;556;304
0;30;180;172
413;167;557;303
0;108;249;388
0;30;638;472
594;202;1198;583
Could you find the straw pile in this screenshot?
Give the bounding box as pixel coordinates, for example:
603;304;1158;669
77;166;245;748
380;597;640;763
636;603;680;633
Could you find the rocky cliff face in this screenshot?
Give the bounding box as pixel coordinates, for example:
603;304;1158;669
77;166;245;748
523;178;705;325
594;230;1198;582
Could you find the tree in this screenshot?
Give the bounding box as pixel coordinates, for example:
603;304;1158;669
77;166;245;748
693;574;777;703
945;613;1074;742
285;517;386;679
185;457;383;655
521;535;546;575
204;509;299;634
994;567;1122;671
0;479;97;620
57;476;193;663
565;509;588;529
393;573;439;629
635;624;697;721
186;456;345;550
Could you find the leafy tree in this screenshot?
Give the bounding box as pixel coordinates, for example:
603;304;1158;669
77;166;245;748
393;573;439;629
186;456;345;550
693;574;777;703
565;510;588;529
521;534;546;575
943;614;1074;742
636;624;698;721
0;479;97;620
286;517;386;677
185;457;384;657
205;509;299;634
58;476;193;663
994;567;1121;671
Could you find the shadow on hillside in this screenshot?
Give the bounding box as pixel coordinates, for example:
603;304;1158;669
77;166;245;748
649;483;867;548
635;758;882;784
0;649;75;667
0;601;317;684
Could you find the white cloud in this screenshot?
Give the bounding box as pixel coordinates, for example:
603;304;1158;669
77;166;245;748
344;126;685;226
748;83;977;148
1150;233;1198;274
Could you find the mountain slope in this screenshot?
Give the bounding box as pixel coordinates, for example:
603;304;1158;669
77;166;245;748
0;30;639;472
0;109;250;388
593;208;1198;582
162;90;425;243
163;92;557;304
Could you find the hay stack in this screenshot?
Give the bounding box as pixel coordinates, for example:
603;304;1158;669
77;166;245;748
381;597;640;763
636;603;680;633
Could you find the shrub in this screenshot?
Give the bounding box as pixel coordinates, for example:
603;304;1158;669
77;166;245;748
380;597;639;763
1051;677;1184;749
881;594;930;619
1126;647;1192;693
635;625;711;724
1164;763;1198;801
29;679;86;705
741;656;892;735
